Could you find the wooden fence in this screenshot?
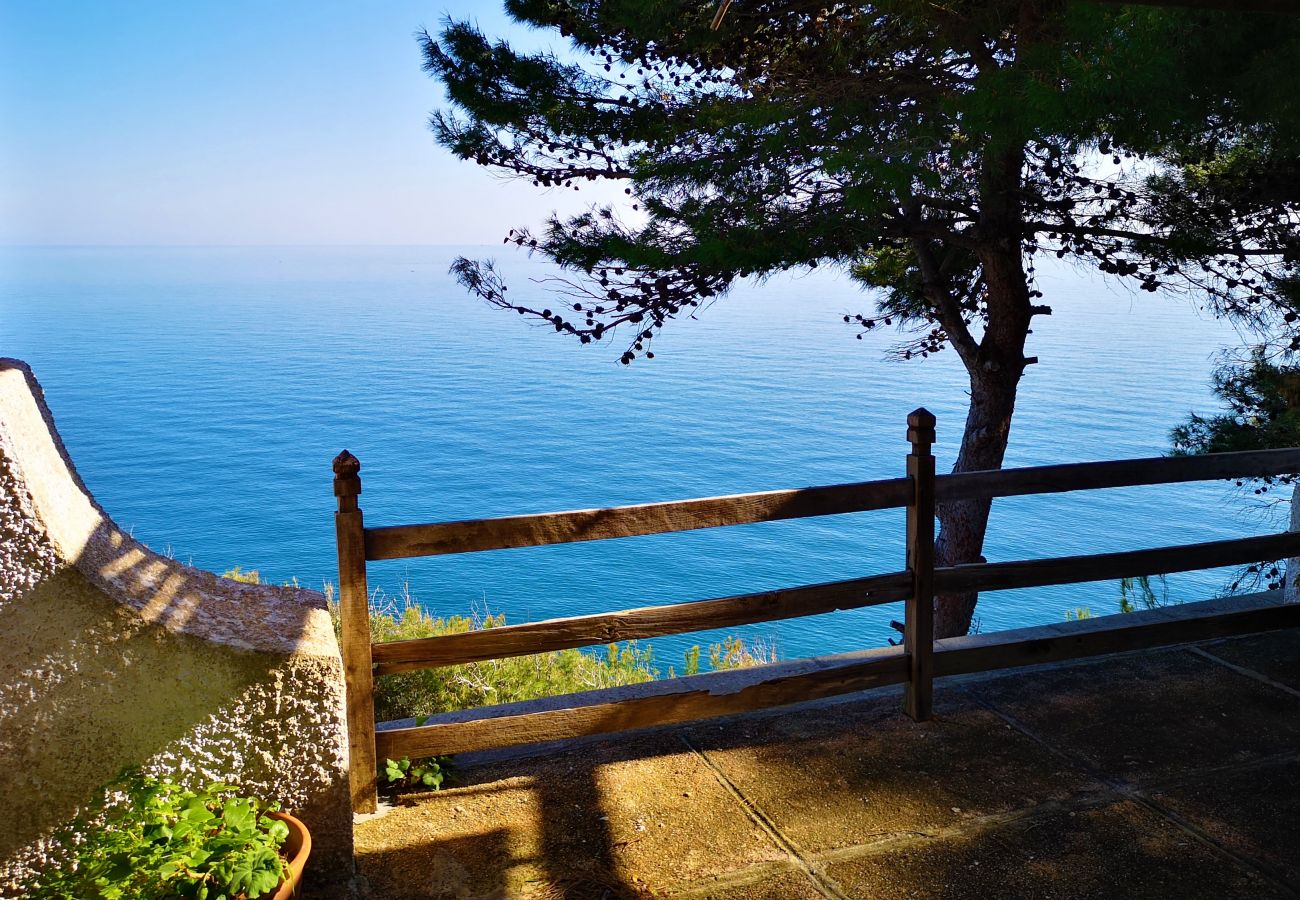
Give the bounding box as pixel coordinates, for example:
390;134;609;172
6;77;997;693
332;409;1300;813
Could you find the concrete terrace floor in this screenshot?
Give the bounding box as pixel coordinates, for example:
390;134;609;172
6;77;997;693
354;627;1300;899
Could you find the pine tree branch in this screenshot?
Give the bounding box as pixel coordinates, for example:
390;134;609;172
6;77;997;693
1030;222;1299;257
910;236;980;367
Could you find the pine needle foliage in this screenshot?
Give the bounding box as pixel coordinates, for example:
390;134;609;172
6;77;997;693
423;2;1300;637
1171;350;1300;593
425;2;1300;362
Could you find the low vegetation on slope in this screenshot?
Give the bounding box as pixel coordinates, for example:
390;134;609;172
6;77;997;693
223;569;776;722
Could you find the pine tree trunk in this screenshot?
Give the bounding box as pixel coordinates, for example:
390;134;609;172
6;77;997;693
932;241;1032;638
933;367;1021;637
927;103;1036;636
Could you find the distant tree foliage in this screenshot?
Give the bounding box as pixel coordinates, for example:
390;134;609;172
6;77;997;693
1172;351;1300;596
424;1;1300;636
1173;353;1300;460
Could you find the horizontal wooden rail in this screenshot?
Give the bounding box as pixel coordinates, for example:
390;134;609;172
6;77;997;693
937;447;1300;505
935;594;1300;677
363;447;1300;562
373;593;1300;760
364;478;912;560
371;570;911;675
375;650;909;758
338;418;1300;814
372;528;1298;676
934;530;1300;595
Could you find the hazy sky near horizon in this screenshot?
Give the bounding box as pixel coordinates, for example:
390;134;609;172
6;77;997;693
0;1;629;246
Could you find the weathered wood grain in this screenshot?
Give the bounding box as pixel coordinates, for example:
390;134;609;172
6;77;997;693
333;451;378;814
374;593;1300;761
364;478;913;560
903;408;936;722
934;596;1300;676
374;651;909;758
937;447;1300;505
933;530;1300;595
350;441;1300;774
363;447;1300;561
371;570;911;674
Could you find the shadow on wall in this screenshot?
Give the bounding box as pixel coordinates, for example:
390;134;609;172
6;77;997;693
0;358;352;896
0;525;287;860
0;539;351;894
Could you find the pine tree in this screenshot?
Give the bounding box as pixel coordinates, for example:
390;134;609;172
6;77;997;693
424;2;1300;636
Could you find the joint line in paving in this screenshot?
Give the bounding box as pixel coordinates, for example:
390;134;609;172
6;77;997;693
806;792;1116;866
1187;645;1300;701
962;686;1300;899
1138;748;1300;793
677;732;852;900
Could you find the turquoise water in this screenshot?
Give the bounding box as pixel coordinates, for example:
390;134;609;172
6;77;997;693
0;245;1268;663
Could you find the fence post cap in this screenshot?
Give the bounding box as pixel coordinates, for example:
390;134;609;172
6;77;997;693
333;449;360;475
333;450;361;500
907;408;936;448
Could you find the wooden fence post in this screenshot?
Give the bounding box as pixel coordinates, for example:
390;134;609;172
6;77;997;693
334;450;378;813
904;409;936;721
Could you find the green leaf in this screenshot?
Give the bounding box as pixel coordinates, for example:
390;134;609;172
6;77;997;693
264;818;290;843
213;845;285;899
21;771;291;900
182;798;216;822
221;798;255;833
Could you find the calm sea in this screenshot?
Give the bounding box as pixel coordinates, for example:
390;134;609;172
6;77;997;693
0;245;1269;664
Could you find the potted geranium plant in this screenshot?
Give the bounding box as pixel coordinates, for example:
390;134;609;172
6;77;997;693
25;768;311;900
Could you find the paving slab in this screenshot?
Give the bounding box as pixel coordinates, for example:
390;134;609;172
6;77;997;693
355;627;1300;899
819;799;1290;900
1198;630;1300;694
966;646;1300;784
355;732;784;898
1148;755;1300;887
679;692;1099;854
671;865;824;899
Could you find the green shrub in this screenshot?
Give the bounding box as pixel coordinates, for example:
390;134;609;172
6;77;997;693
1119;574;1172;613
351;596;660;721
323;582;778;722
239;570;779;796
383;755;454;791
706;634;780;671
25;769;289;900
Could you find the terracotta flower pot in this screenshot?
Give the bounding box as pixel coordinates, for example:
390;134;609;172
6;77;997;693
265;811;312;900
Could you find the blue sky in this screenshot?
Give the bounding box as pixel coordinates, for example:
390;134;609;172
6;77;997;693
0;1;627;245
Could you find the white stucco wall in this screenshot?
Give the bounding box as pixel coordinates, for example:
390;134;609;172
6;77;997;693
0;359;354;897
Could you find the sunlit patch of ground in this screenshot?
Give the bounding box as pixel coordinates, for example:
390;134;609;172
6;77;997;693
357;629;1300;899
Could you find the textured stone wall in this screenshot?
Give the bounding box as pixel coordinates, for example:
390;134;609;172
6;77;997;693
0;359;354;897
